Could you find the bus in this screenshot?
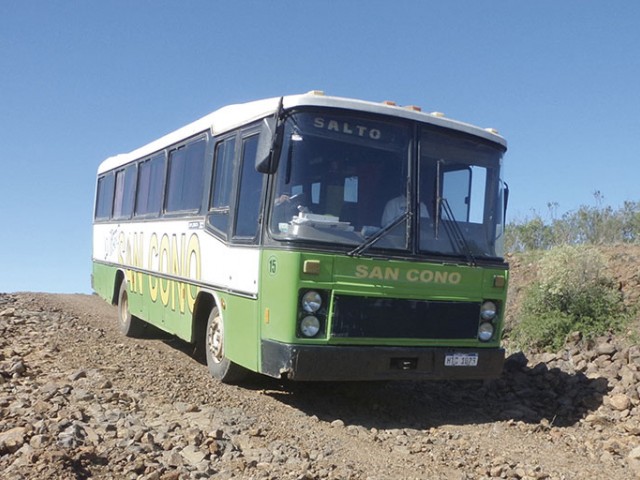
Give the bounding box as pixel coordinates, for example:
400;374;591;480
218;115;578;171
92;91;509;383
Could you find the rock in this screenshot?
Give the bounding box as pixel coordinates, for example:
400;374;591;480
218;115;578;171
0;427;27;453
0;307;16;317
68;369;87;381
180;444;207;464
330;419;345;428
29;434;50;449
608;394;631;411
596;342;617;356
9;360;27;376
628;446;640;476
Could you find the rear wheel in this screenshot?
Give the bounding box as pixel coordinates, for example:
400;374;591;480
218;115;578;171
117;281;145;337
205;307;247;383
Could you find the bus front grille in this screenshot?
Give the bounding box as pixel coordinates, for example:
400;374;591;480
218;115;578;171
331;295;480;340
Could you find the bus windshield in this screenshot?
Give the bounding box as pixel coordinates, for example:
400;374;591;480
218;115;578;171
268;110;506;259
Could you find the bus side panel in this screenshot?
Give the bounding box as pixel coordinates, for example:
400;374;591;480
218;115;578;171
123;269;196;341
258;250;303;348
92;261;117;304
220;294;260;372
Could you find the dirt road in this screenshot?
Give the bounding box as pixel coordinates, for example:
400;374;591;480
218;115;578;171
1;292;639;479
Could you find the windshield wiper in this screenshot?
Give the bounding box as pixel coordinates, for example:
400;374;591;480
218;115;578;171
347;211;411;257
440;198;476;266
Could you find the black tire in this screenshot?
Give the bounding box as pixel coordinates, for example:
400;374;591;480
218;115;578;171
205;307;247;384
117;281;145;338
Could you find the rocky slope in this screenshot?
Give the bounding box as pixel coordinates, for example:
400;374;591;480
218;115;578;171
2;289;640;479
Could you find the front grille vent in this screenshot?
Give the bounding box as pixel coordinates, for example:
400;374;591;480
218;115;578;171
331;295;480;339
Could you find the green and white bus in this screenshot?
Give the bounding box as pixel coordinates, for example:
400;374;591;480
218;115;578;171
92;91;509;383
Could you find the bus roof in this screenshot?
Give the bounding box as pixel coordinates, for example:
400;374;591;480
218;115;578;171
98;91;507;174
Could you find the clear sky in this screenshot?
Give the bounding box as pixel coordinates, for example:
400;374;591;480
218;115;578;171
1;1;639;294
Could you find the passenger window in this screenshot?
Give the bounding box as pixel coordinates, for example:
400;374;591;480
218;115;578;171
234;135;262;239
135;153;165;216
113;164;137;219
95;173;115;220
209;137;236;234
166;138;206;212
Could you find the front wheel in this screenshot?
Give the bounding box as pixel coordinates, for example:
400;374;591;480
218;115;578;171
205;307;247;384
117;281;145;337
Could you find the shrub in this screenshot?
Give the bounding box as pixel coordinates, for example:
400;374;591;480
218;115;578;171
511;245;630;351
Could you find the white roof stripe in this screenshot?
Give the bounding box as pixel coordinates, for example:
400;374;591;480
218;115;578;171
98;92;506;174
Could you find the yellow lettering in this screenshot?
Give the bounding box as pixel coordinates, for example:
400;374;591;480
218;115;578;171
355;265;369;278
159;234;170;306
407;269;419;282
356;264;462;285
369;266;383;280
186;234;201;313
385;267;399;281
117;232;126;264
131;233;144;294
148;233;158;302
170;235;185;312
420;270;434;282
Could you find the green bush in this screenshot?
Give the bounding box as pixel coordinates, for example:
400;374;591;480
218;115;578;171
511;245;630;351
504;195;640;253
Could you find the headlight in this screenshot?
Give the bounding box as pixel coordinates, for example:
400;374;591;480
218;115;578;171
300;316;321;337
301;291;322;313
480;301;497;321
478;322;494;342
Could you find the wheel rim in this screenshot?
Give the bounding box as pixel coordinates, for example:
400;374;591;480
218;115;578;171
208;313;224;364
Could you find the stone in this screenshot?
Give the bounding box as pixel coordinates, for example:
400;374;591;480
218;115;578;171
29;434;50;449
0;427;27;453
180;444;207;465
596;342;617;356
628;446;640;476
609;393;631;411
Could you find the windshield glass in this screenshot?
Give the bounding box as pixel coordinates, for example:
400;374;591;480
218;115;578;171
268;110;506;260
418;128;505;258
269;111;411;249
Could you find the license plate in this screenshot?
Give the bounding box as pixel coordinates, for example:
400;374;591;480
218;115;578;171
444;353;478;367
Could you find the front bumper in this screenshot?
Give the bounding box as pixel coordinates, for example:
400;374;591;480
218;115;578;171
261;339;505;381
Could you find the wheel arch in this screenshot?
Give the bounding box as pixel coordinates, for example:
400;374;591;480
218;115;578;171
191;289;220;346
112;269;127;306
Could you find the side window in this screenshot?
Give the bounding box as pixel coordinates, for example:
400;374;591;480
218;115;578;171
95;172;115;220
135;153;165;216
113;164;137;219
208;137;236;235
442;167;472;222
166;138;206;213
234;135;262;239
469;166;487;224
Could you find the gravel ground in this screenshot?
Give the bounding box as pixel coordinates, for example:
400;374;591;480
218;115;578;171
2;292;640;479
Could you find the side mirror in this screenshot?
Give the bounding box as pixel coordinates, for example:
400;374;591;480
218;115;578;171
255;116;276;173
502;181;509;223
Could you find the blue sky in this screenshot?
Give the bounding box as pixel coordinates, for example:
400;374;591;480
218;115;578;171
1;1;639;294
